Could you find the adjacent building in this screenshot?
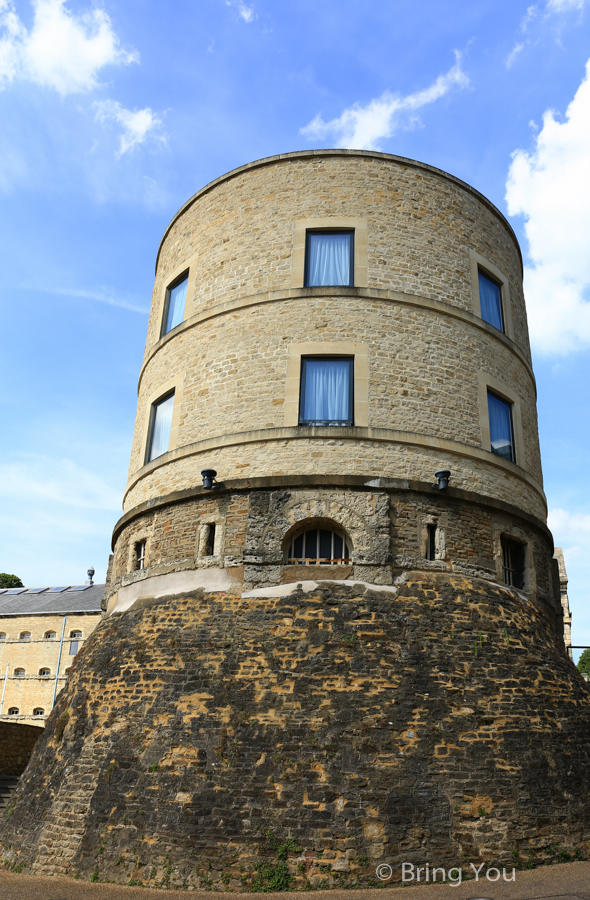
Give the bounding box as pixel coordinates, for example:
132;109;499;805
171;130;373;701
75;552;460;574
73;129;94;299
0;582;103;726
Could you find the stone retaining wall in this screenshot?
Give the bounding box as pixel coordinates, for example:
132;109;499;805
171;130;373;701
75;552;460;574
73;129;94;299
2;575;588;888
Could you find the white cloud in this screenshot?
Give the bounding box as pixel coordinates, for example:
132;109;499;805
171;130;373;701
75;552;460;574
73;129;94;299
506;59;590;354
94;99;165;156
0;0;137;95
226;1;254;23
505;42;525;69
0;455;121;510
548;508;590;565
33;283;149;313
300;54;469;151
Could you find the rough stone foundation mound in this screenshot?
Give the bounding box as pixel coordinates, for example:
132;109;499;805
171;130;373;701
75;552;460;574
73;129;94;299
2;573;589;890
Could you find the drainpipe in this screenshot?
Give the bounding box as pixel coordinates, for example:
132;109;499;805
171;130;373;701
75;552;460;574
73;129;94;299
0;663;8;716
52;616;67;710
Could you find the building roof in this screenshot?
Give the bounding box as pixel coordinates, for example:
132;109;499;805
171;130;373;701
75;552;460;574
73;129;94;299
0;584;104;617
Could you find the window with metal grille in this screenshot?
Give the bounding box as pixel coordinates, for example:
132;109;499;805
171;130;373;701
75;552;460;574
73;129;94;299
502;537;525;589
284;525;351;565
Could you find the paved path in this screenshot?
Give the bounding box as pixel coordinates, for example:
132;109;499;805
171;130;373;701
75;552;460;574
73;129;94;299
1;861;589;900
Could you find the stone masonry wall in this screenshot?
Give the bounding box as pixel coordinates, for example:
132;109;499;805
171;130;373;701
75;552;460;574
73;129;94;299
110;486;555;614
126;295;542;519
2;575;588;889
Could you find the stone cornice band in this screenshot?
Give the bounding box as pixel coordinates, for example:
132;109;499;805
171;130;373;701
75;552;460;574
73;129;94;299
113;473;551;551
122;423;547;512
155;149;523;276
137;285;536;394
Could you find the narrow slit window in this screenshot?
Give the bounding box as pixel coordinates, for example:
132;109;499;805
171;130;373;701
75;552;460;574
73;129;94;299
305;231;354;287
478;271;504;332
426;524;437;561
163;274;188;335
488;391;515;463
202;523;216;557
135;540;146;570
299;357;353;426
502;537;526;589
147;392;175;462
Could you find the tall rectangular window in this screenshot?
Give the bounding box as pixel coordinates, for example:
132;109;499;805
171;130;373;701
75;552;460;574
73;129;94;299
147;392;175;462
299;357;353;425
478;271;504;332
304;231;354;287
502;537;525;589
488;391;515;462
162;274;188;336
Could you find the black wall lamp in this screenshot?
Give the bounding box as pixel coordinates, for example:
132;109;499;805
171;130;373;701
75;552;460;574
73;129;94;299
201;468;218;490
435;469;451;491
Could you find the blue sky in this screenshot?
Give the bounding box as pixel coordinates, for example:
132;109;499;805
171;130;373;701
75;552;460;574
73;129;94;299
1;0;589;655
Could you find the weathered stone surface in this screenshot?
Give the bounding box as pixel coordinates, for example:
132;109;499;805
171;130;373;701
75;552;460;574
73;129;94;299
2;574;588;889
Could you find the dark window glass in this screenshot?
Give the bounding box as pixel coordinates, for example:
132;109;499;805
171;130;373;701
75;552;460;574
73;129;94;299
305;529;318;559
163;274;188;335
478;271;504;332
426;524;437;561
285;525;351;564
305;231;354;286
502;538;525;589
299;357;353;425
488;392;515;462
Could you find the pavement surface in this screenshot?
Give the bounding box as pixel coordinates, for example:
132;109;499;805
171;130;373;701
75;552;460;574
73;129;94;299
0;861;589;900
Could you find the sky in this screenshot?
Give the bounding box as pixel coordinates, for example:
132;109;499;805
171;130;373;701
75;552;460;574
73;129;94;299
1;0;589;656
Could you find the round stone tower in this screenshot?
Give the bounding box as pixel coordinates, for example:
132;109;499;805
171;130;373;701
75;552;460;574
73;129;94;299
107;149;556;630
4;151;590;889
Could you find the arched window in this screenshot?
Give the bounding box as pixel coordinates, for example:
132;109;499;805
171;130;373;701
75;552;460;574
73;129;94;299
44;631;56;639
284;523;351;565
8;707;19;715
33;708;45;717
39;667;51;677
20;632;31;641
14;668;25;677
0;633;6;641
70;630;82;639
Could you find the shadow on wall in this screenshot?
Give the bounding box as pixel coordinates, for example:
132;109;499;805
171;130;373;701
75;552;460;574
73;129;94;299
0;723;44;777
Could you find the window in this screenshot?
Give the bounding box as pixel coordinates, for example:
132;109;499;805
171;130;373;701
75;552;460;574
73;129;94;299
426;524;437;561
478;270;504;332
162;273;188;336
201;523;216;557
135;540;146;570
14;668;25;677
69;641;79;656
488;392;515;462
299;357;353;426
7;707;19;715
502;537;526;589
44;631;56;639
39;668;51;677
33;708;45;717
147;391;175;462
19;632;31;642
0;633;5;641
304;231;354;287
285;524;351;565
70;630;82;638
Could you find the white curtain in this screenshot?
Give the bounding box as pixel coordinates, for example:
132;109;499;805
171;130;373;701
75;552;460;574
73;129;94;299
302;359;351;423
307;233;351;286
165;277;188;333
149;393;175;461
488;393;513;461
478;272;503;331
